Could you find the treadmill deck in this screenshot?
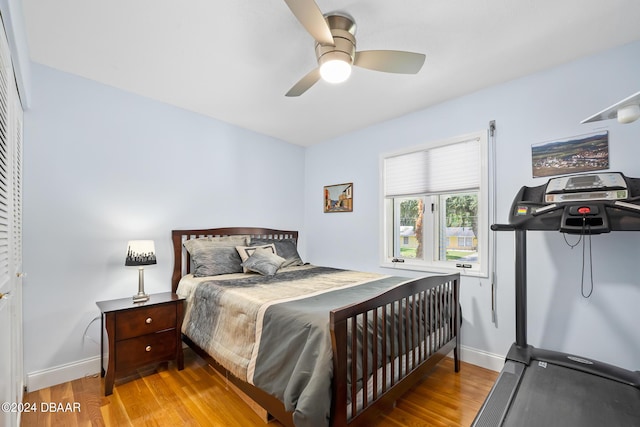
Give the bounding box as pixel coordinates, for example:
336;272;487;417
475;360;640;427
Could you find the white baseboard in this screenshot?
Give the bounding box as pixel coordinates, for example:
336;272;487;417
456;345;505;372
26;356;101;392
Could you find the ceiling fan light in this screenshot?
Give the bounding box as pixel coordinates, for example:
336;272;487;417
617;104;640;124
319;59;352;84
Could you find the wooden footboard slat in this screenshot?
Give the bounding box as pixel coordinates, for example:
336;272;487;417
411;294;417;370
435;287;440;349
372;307;379;402
362;311;369;409
417;294;421;366
390;302;396;389
350;316;358;419
436;287;441;348
381;304;388;395
448;283;453;342
428;290;433;359
420;291;428;363
405;296;411;373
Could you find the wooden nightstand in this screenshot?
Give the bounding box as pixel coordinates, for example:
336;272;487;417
96;292;184;395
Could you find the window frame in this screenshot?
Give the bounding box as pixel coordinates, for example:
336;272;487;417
379;130;489;277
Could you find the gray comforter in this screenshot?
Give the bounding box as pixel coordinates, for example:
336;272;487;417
180;265;414;427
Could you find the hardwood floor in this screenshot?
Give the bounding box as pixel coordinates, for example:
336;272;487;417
21;348;497;426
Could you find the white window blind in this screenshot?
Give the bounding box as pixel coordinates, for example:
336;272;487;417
384;138;480;197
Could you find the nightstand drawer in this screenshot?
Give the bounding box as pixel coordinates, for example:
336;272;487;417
115;303;177;340
115;329;177;372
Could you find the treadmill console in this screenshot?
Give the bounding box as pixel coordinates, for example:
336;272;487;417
506;172;640;234
544;172;628;203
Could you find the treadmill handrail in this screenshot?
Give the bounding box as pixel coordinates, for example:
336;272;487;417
491;223;517;231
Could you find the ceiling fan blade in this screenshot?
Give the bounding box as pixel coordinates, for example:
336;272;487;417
354;50;426;74
283;0;334;45
285;68;321;97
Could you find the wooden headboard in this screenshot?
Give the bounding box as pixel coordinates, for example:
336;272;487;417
171;227;299;293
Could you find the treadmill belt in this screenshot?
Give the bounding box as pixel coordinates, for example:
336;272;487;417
503;361;640;427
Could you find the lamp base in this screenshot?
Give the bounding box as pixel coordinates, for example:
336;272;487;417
133;293;150;303
133;266;149;303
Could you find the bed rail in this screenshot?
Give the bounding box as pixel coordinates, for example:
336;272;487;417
330;273;460;426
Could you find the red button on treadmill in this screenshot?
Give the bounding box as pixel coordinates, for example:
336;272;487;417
578;207;591;214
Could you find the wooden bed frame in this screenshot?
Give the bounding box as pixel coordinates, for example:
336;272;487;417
171;227;460;427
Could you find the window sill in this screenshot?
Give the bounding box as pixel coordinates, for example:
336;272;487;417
380;261;488;278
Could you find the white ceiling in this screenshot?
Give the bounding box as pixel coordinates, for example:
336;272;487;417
21;0;640;146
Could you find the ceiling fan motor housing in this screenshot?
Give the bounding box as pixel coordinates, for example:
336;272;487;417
315;14;356;67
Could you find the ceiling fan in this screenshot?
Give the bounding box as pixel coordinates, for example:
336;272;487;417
283;0;426;97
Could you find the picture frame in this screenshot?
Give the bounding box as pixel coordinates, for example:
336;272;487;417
531;130;609;178
324;183;353;213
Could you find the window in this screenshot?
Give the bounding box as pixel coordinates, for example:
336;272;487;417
381;131;488;276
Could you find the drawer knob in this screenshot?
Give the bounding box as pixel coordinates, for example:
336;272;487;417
145;345;152;352
145;317;153;324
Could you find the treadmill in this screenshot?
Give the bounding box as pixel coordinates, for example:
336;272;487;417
472;171;640;427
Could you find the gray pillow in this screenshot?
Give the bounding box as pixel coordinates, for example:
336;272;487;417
236;244;276;273
242;248;286;276
183;236;249;277
250;238;303;268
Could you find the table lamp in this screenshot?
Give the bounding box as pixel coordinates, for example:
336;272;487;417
125;240;156;303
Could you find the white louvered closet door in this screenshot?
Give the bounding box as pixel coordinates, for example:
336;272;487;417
0;12;24;427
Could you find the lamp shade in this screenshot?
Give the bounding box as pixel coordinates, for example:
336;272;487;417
125;240;157;266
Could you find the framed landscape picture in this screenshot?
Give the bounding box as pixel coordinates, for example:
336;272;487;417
324;183;353;213
531;130;609;178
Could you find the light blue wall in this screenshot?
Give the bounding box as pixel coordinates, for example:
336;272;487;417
23;63;306;376
304;40;640;371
